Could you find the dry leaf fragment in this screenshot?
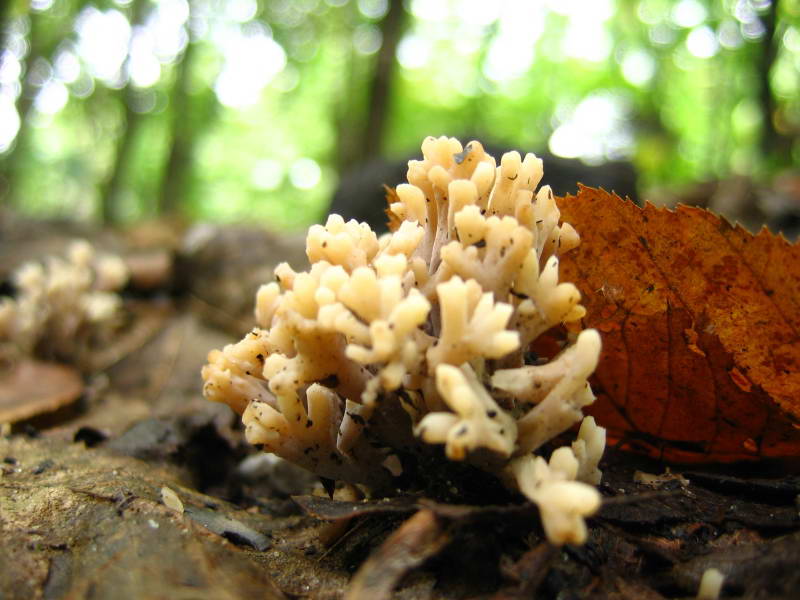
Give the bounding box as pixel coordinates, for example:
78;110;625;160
344;509;449;600
0;360;84;424
557;186;800;463
161;486;184;514
633;468;690;488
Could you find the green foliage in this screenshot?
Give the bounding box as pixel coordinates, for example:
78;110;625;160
0;0;797;231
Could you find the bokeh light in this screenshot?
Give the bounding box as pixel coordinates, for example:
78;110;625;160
0;0;795;230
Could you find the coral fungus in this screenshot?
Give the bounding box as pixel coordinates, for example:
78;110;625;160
202;136;605;545
0;240;129;367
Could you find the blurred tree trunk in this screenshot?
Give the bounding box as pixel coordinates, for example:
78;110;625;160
98;0;148;224
756;1;791;166
332;4;366;173
0;1;16;66
360;0;406;160
1;1;91;206
157;25;198;217
0;0;26;204
335;0;408;172
99;93;143;224
465;19;499;141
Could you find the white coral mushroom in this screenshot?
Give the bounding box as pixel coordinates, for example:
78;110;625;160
508;447;601;545
416;363;516;460
202;136;605;545
0;240;129;368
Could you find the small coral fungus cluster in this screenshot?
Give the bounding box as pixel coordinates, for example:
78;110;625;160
0;240;129;367
203;136;605;544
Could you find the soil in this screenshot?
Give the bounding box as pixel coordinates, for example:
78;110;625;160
1;215;798;599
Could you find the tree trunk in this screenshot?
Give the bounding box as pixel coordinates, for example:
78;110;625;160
98;0;149;224
98;95;143;224
1;6;42;205
334;0;408;173
156;22;198;218
1;1;93;207
756;1;791;166
360;0;407;161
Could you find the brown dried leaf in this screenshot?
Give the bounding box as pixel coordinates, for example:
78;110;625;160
0;360;84;424
557;186;800;463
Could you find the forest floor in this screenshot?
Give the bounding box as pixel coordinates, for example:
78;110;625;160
1;214;798;600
